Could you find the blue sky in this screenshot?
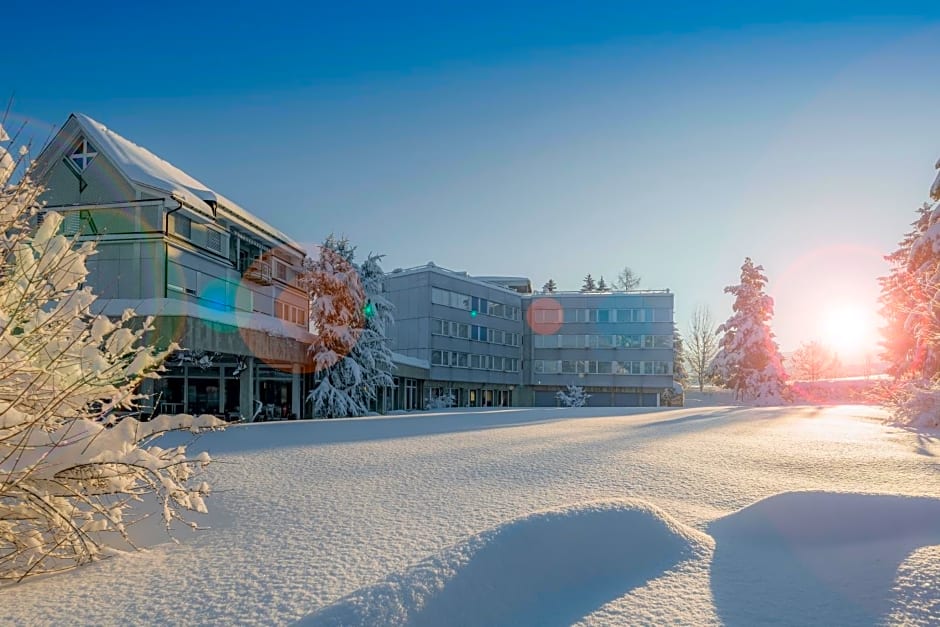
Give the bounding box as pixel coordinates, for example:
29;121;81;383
6;1;940;358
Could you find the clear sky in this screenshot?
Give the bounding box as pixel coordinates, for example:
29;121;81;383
6;1;940;360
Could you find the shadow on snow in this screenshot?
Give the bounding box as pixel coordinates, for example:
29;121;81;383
708;491;940;626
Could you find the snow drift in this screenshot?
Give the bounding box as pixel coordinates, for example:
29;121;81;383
302;500;711;626
709;491;940;625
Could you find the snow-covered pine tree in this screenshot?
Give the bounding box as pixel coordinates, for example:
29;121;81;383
876;160;940;428
581;274;596;292
672;323;688;383
542;279;557;293
303;236;367;417
0;129;221;582
304;236;396;417
878;203;935;379
350;253;396;411
556;384;590;407
597;276;609;291
713;257;787;404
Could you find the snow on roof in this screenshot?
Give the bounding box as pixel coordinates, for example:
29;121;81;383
388;264;527;298
391;352;430;370
70;114;304;253
473;276;533;293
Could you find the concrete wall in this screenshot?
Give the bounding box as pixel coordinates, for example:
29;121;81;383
385;267;525;402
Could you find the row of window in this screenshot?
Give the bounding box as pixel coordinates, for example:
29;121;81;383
532;334;673;349
533;360;673;375
167;261;307;327
530;307;673;324
431;287;521;321
431;350;521;372
431;318;522;346
274;300;307;326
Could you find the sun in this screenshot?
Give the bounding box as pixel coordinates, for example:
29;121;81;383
820;305;874;358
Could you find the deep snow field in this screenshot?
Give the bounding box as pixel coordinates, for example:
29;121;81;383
4;403;940;626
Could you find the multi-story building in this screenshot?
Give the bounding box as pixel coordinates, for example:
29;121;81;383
33;113;312;419
29;113;675;416
522;291;676;406
385;263;677;408
384;264;526;407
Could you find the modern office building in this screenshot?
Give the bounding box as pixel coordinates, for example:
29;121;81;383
385;263;676;408
32;113;312;419
523;291;676;406
384;264;526;407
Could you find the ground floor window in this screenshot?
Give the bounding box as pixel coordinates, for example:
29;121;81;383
258;380;293;419
404;378;418;410
187;376;220;415
150;356;303;420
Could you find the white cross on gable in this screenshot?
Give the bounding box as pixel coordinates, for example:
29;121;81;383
69;138;98;172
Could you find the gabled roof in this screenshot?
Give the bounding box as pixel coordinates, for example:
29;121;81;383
62;113;304;253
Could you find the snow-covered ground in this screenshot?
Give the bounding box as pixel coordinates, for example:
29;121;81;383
4;405;939;625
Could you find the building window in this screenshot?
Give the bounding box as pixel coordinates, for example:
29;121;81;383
654;308;673;322
170;213;192;239
67;138;98;172
206;229;223;253
275;260;288;281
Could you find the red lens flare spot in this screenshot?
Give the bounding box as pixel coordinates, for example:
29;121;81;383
527;297;563;336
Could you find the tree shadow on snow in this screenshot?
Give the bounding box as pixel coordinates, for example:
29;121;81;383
708;491;940;626
173;407;690;456
300;500;710;627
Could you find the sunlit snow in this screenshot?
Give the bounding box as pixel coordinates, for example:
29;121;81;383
3;402;939;625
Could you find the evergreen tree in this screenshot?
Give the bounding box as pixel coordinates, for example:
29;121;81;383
597;276;610;291
878;204;934;378
580;274;596;292
351;253;396;410
304;236;395;417
672;324;688;383
542;279;557;293
876;163;940;428
303;236;367;417
713;257;787;403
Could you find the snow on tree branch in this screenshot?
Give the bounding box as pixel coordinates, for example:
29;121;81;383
303;236;395;418
0;137;223;583
713;257;787;404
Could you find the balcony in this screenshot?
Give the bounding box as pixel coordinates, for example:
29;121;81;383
244;260;273;285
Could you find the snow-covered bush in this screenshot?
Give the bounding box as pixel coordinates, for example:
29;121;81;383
713;258;787;405
556;385;590;408
427;392;456;410
0;134;223;583
883;381;940;430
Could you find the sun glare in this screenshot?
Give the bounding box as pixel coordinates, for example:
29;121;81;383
820;305;874;358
